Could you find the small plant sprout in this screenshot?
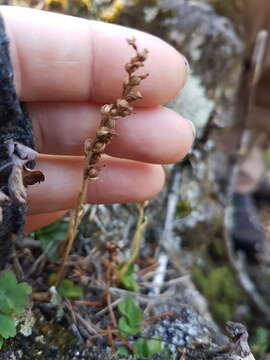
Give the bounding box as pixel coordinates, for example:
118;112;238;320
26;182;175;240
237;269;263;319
117;296;170;358
0;271;32;349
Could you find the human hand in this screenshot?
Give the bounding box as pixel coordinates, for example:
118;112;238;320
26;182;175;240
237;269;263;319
0;6;194;232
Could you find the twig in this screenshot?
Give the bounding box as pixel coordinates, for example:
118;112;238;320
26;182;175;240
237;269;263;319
13;237;40;248
161;162;182;252
76;313;99;336
55;38;149;285
162;275;190;288
109;287;173;303
70;323;84;343
31;292;50;302
73;299;105;308
107;290;117;328
150;252;169;296
107;325;116;354
12;246;25;281
137;263;158;277
141;311;173;325
94;298;122;319
26;240;55;278
114;332;134;353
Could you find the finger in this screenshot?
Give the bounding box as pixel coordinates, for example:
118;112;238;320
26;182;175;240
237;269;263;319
25;210;67;232
27;154;165;215
1;6;187;105
29;102;194;164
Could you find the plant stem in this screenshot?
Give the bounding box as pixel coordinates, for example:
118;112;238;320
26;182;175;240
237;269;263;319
119;201;148;277
54;152;90;285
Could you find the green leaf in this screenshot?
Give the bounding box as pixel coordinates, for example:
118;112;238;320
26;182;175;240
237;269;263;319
118;296;142;327
122;263;135;277
57;279;83;298
176;199;192;218
134;338;149;358
0;314;16;339
134;337;163;358
252;327;269;354
161;348;172;360
118;316;141;337
118;263;138;291
120;273;138;291
117;345;130;357
0;272;31;315
146;336;162;355
32;220;68;261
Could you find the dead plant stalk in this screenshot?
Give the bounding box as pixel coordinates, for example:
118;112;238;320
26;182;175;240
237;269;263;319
55;38;149;284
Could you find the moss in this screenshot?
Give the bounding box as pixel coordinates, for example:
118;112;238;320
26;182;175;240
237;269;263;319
251;327;270;358
192;265;244;324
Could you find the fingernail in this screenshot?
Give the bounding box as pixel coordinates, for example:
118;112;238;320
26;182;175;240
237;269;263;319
183;56;190;75
188;119;196;140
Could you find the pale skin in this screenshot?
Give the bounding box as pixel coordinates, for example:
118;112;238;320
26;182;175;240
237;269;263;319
0;6;194;232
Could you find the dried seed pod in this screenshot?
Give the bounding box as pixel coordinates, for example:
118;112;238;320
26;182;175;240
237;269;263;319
123;78;130;87
93;142;106;153
116;98;129;109
110;115;121;121
129;76;142;86
125;92;142;102
84;138;92;154
127;37;137;50
108;118;116;129
96;127;110;137
137;49;149;62
125;61;142;74
121;108;133;117
139;73;149;80
96;129;114;142
110;108;118;116
90;152;101;164
100;104;113;115
87;167;99;180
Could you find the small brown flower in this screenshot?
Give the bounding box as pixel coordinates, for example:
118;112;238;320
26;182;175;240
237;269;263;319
82;38;149;182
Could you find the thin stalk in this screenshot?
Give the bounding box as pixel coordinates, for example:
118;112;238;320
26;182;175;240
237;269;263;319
54;152;91;285
119;202;148;277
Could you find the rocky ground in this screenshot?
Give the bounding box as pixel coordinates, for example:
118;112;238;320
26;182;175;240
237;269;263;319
0;1;269;359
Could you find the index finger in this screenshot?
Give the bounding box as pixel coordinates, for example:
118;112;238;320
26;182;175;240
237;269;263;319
0;6;187;106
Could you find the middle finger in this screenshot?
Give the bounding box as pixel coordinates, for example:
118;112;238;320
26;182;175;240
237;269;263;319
28;102;194;164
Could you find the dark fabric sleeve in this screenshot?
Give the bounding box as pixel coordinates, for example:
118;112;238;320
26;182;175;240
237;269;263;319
0;14;35;269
